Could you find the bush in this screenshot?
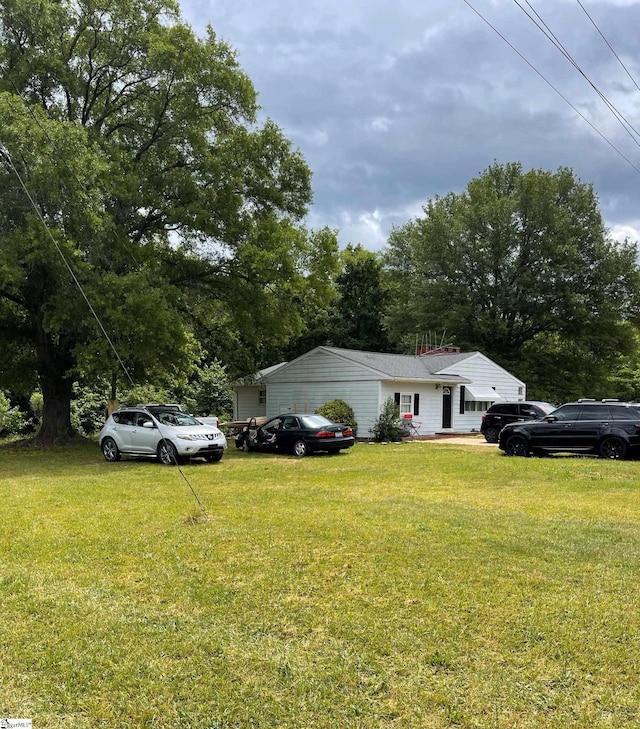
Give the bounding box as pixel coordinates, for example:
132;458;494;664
0;391;29;438
177;361;233;419
316;399;357;433
371;397;410;442
71;384;108;436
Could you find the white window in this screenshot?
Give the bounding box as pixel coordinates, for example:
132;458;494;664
465;400;491;412
258;389;266;406
400;393;413;415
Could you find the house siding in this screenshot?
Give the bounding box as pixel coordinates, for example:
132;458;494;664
267;349;383;383
242;347;525;438
234;386;266;421
266;380;381;436
381;383;443;435
438;353;525;432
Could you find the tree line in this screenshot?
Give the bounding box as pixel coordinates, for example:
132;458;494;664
1;0;639;443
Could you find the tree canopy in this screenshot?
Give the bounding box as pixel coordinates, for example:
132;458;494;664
0;0;317;441
384;162;640;401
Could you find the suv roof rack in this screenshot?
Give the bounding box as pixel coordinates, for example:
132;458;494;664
577;398;596;402
135;403;183;410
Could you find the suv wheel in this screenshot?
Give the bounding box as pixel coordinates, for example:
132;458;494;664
101;437;121;462
504;434;529;457
483;426;500;443
158;440;182;466
599;436;628;460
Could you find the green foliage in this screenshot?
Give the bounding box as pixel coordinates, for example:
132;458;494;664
330;244;390;351
315;399;357;433
70;384;108;437
0;0;313;441
120;384;171;408
29;391;43;420
384;162;640;401
371;397;408;442
0;391;28;436
177;360;233;418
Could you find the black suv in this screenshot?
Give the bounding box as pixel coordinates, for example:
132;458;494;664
498;400;640;459
481;401;555;443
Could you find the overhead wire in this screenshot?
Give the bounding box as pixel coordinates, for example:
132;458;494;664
576;0;640;94
461;0;640;178
0;82;207;515
512;0;640;148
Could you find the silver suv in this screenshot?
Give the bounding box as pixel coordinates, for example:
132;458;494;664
100;404;227;465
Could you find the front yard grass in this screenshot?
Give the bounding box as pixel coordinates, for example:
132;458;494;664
1;439;640;727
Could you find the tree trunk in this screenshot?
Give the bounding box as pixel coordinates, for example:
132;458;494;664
36;375;76;443
32;317;77;444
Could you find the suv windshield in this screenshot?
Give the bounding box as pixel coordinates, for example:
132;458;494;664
151;410;202;426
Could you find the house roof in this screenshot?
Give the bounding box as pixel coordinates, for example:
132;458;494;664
261;346;477;383
320;346;476;380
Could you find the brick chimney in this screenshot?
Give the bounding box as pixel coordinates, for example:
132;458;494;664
416;343;461;356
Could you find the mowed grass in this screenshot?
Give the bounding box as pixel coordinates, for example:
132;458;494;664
2;439;640;728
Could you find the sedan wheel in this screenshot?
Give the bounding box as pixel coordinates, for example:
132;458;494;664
158;440;181;466
505;434;529;457
293;439;309;457
484;426;500;443
599;436;628;460
101;437;121;462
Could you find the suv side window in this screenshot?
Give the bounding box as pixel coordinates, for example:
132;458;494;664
610;405;640;420
551;405;582;421
489;404;510;415
520;405;538;418
115;411;137;426
577;405;611;420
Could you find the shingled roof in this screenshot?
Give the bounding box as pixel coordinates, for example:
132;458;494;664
319;346;475;380
258;346;476;383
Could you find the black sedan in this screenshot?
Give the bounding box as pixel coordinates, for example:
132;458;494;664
236;413;356;457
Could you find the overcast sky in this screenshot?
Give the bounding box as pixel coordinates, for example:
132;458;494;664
181;0;640;251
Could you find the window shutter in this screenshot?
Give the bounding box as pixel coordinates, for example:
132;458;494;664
414;393;420;416
394;392;400;408
460;386;466;414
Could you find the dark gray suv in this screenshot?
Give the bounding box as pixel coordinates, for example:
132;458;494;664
498;399;640;459
481;401;555;443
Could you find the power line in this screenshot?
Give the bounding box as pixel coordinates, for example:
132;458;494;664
0;144;136;388
576;0;640;93
461;0;640;178
512;0;640;148
0;105;207;516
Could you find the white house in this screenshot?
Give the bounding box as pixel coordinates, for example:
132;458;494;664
232;346;526;436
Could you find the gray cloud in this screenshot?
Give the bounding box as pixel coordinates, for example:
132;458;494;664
183;0;640;249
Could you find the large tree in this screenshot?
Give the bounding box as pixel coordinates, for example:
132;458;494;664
0;0;314;441
329;244;390;352
384;162;640;401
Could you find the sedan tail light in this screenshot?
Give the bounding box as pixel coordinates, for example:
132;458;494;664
315;430;335;438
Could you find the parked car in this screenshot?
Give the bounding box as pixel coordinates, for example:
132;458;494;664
100;404;227;465
235;413;355;457
498;399;640;459
481;401;555;443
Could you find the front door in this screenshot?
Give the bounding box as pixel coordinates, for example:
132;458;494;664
442;387;452;429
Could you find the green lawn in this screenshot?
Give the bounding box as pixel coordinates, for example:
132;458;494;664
2;439;640;728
